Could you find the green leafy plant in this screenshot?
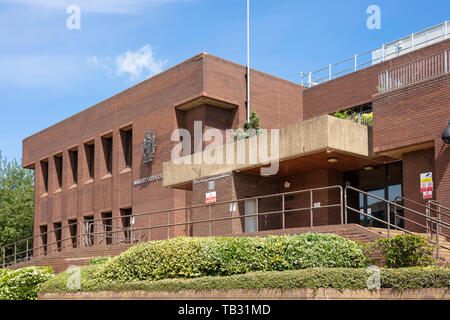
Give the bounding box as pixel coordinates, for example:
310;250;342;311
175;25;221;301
375;234;435;268
85;233;369;283
41;266;450;293
0;266;53;300
235;110;264;140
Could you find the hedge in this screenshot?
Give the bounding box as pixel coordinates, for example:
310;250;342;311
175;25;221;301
40;267;450;293
90;234;370;282
0;266;53;300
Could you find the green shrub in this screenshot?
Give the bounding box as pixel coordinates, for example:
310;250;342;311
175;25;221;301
0;266;53;300
91;234;369;282
90;257;111;265
40;266;450;293
375;234;435;268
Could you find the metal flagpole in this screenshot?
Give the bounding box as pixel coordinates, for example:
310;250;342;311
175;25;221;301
246;0;250;123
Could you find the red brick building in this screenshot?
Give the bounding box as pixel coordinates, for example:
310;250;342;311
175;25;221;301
8;22;450;267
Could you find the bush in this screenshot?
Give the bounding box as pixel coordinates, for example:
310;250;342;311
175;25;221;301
40;266;450;293
375;234;435;268
91;234;369;282
0;266;53;300
90;257;111;265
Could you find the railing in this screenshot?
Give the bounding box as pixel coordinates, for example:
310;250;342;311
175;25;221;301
3;185;449;267
378;50;449;91
300;20;449;87
1;185;343;268
344;186;450;260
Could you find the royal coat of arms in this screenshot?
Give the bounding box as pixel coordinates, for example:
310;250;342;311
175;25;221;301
143;130;156;164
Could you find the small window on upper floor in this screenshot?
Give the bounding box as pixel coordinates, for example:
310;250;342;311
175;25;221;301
102;134;113;174
68;148;78;185
54;154;63;189
84;141;95;180
120;127;132;168
40;160;49;193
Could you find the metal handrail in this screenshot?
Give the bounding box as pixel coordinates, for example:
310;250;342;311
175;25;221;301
300;20;449;87
345;186;450;260
2;185;343;268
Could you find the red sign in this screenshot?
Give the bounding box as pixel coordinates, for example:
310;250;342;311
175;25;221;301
206;191;216;203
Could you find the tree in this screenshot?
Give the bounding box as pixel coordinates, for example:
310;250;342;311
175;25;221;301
0;152;34;257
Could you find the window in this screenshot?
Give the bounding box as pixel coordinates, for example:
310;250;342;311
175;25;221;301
101;212;113;245
68;219;78;248
84;216;94;246
120;208;132;242
54;154;63;189
40;160;48;192
53;222;62;251
101;135;113;174
69;149;78;184
120;127;132;168
84;142;95;179
40;225;48;255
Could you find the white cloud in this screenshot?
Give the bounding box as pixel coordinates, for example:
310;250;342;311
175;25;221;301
89;45;167;81
0;0;191;14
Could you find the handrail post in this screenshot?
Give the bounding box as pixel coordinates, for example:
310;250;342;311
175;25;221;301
344;187;348;224
310;190;313;227
26;240;29;261
436;209;441;260
340;187;343;224
209;205;212;236
148;214;151;241
167;211;170;240
255;199;259;232
387;202;390;239
2;247;5;268
14;243;17;265
354;54;358;71
282;194;286;229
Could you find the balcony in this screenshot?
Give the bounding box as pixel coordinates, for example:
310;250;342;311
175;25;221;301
378;50;450;92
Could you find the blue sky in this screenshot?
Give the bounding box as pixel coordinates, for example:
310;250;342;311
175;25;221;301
0;0;448;162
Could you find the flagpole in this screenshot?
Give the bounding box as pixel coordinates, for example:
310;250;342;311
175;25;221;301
246;0;250;123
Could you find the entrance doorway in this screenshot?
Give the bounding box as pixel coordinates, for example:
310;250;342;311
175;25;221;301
344;162;403;228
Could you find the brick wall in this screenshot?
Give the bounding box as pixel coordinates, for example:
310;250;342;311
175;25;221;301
302;38;450;120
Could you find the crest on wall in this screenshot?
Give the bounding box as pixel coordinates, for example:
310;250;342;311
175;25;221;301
143;130;156;164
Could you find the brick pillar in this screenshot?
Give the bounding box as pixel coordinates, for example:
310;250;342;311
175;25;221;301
402;148;434;233
434;138;450;236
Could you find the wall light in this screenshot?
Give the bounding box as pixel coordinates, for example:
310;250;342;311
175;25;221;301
363;165;374;171
327;157;339;163
442;121;450;144
284;181;291;189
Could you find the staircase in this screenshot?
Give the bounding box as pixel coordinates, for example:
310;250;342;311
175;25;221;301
369;227;450;264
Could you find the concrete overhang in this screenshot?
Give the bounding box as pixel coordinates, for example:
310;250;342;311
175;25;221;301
174;95;238;111
163;115;371;188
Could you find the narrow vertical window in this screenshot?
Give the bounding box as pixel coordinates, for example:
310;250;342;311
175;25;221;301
40;225;48;255
40;160;48;192
120;127;132;168
101;134;113;174
120;208;132;242
69;149;78;184
84;142;95;179
68;219;78;248
101;212;113;245
53;222;62;251
54;154;63;189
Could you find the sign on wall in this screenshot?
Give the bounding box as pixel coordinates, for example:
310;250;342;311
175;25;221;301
206;191;216;204
420;172;433;199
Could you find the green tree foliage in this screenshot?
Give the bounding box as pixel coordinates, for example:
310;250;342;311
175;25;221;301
0;152;34;255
